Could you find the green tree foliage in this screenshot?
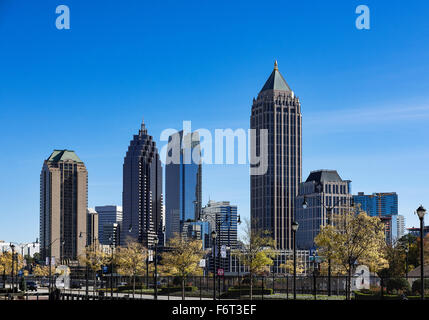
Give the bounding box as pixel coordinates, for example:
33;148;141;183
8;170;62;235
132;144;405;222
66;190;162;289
237;219;276;300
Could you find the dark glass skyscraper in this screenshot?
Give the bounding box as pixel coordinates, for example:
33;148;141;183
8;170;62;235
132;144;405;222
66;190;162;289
165;131;202;242
121;120;163;248
250;61;302;250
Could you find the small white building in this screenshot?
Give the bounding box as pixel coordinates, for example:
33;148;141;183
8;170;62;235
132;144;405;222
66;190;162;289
352;265;371;290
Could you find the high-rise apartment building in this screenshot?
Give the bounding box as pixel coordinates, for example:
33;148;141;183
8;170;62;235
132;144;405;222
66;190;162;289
121;121;164;248
396;215;405;240
353;192;399;243
295;170;352;249
40;150;87;263
250;61;302;249
165;130;202;242
95;205;122;245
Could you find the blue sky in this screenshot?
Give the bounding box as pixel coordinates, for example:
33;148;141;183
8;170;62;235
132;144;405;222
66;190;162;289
1;0;429;242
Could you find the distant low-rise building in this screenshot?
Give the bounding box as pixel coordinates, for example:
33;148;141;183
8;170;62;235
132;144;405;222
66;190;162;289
0;240;40;258
407;226;429;238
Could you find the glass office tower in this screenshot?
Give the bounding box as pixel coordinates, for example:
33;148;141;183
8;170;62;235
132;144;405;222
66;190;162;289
165;130;202;242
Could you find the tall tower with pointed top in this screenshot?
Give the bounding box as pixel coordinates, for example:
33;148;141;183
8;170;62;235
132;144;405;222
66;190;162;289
121;120;164;247
250;62;302;250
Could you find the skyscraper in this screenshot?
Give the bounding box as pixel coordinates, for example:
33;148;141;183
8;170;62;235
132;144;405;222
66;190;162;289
250;61;302;249
95;205;123;245
295;170;352;249
40;150;87;263
121;120;164;248
165;130;202;242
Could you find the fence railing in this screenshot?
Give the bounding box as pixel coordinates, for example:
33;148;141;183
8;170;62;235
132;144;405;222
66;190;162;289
1;274;428;300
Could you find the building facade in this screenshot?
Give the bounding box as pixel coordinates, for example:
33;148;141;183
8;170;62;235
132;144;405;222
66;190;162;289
95;205;123;245
295;170;352;250
121;120;164;248
40;150;87;263
165;130;202;242
250;61;302;250
353;192;399;243
87;208;99;246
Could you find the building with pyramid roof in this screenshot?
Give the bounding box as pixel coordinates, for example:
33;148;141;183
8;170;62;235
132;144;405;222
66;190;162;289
250;61;302;250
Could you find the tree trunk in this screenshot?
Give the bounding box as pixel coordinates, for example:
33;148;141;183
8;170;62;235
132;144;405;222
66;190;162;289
250;273;253;300
94;272;97;296
133;275;136;298
348;265;352;300
182;277;185;300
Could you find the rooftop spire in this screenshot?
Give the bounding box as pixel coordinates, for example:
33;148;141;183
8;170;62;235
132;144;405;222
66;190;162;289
139;117;147;136
260;60;291;93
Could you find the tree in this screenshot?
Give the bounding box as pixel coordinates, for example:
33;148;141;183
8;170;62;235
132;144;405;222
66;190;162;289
280;259;305;275
397;234;419;269
238;219;276;300
33;265;55;277
378;240;409;280
315;208;388;300
78;244;109;292
160;234;204;300
115;241;147;296
0;251;25;277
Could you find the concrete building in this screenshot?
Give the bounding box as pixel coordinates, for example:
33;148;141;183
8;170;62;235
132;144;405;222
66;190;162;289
87;208;99;246
295;170;352;250
121;120;164;248
165;130;202;242
353;192;399;243
40;150;87;264
95;205;122;245
250;61;302;250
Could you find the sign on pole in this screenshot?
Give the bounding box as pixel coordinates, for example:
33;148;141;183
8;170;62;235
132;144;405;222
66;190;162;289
221;245;227;258
217;268;224;276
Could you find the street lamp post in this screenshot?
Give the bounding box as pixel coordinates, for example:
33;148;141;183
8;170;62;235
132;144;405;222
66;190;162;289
154;235;159;300
416;205;426;300
47;238;64;299
211;231;217;300
405;245;409;280
291;221;299;300
10;244;15;293
79;232;90;299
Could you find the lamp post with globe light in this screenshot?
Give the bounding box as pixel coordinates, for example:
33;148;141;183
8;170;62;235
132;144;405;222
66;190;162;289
416;205;426;300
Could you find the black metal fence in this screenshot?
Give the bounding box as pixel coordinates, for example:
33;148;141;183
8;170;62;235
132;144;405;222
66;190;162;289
1;274;428;300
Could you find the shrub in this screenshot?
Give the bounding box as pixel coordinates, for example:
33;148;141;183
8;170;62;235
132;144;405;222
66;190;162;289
385;278;410;293
220;286;273;298
411;279;429;295
159;286;197;294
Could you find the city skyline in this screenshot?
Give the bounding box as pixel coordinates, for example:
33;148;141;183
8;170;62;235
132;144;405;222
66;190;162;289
1;0;429;242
